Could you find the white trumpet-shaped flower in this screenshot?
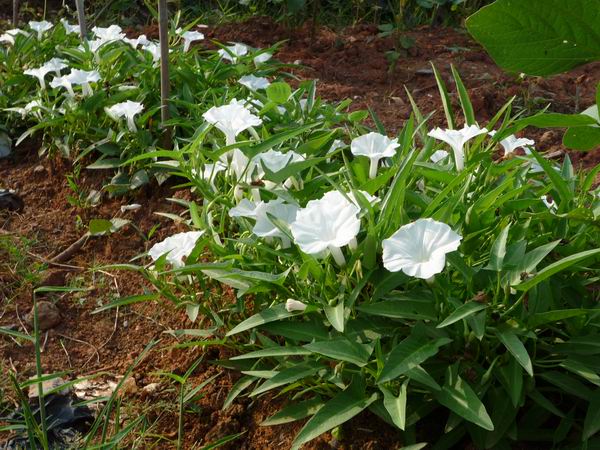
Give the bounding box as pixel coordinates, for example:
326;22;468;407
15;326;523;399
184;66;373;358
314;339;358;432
5;99;43;118
148;231;205;268
230;199;298;247
382;218;462;279
254;149;304;173
24;58;67;89
489;130;534;156
60;19;80;35
350;132;400;179
0;29;25;45
92;25;125;43
218;43;248;62
290;191;361;266
105;101;144;132
254;52;272;65
285;299;307;312
238;74;270;91
202;100;262;145
50;69;101;97
29;21;53;40
178;29;204;52
428;125;488;171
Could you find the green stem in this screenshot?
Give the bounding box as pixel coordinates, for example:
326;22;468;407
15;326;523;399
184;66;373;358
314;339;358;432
33;297;49;450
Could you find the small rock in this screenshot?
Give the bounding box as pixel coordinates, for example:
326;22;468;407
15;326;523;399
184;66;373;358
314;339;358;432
33;165;46;173
28;376;69;398
26;301;61;331
120;376;138;396
539;130;559;149
142;382;160;395
40;270;67;287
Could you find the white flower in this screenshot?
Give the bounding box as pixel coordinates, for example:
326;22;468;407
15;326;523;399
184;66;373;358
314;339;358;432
428;125;488;171
350;132;400;179
285;299;307;312
92;25;125;43
254;52;272;65
24;66;51;89
489;130;535;156
105;100;144;132
178;29;204;52
120;203;141;212
290;191;361;266
382;218;462;279
148;231;205;268
0;29;25;45
68;69;101;96
44;58;68;76
229;198;259;218
230;199;298;246
541;195;558;213
202;100;262;145
5;99;43;118
50;75;76;97
218;43;248;62
29;21;53;40
254;149;304;173
60;19;80;35
141;42;161;62
238;74;270;91
430;150;449;163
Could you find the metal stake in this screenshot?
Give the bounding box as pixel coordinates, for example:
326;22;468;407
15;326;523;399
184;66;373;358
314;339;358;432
158;0;171;145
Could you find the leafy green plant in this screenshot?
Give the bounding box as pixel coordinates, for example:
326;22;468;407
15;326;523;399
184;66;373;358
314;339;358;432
466;0;600;151
108;62;600;448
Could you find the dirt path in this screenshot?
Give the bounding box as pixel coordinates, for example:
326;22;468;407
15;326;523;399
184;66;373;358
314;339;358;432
1;18;599;449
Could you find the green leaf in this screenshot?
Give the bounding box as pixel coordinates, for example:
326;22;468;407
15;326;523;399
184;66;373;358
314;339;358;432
356;297;436;321
487;223;510;271
435;375;494;431
451;65;475;125
563;125;600;151
515;248;600;292
89;219;113;236
466;0;600;76
378;336;452;384
528;389;565;418
431;63;455;129
266;82;292;104
539;371;592;400
250;363;322;397
529;148;572;205
437;302;488;328
583;390;600;440
304;338;373;367
528;309;590;328
496;328;533;377
381;381;408;430
261;397;324;426
230;346;311;360
323;303;345;332
226;304;300;336
290;389;378;450
498;356;523;408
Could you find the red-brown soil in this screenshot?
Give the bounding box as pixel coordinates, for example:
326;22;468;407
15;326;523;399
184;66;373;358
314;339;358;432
1;16;599;450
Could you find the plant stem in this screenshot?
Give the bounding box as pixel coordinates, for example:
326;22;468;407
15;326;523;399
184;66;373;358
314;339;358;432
158;0;171;147
329;245;346;267
33;297;49;450
368;159;378;179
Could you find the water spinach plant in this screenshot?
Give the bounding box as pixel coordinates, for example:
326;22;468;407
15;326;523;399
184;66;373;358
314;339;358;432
1;11;599;449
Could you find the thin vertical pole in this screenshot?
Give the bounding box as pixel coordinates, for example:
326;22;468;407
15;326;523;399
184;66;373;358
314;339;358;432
75;0;87;40
158;0;171;146
12;0;19;27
